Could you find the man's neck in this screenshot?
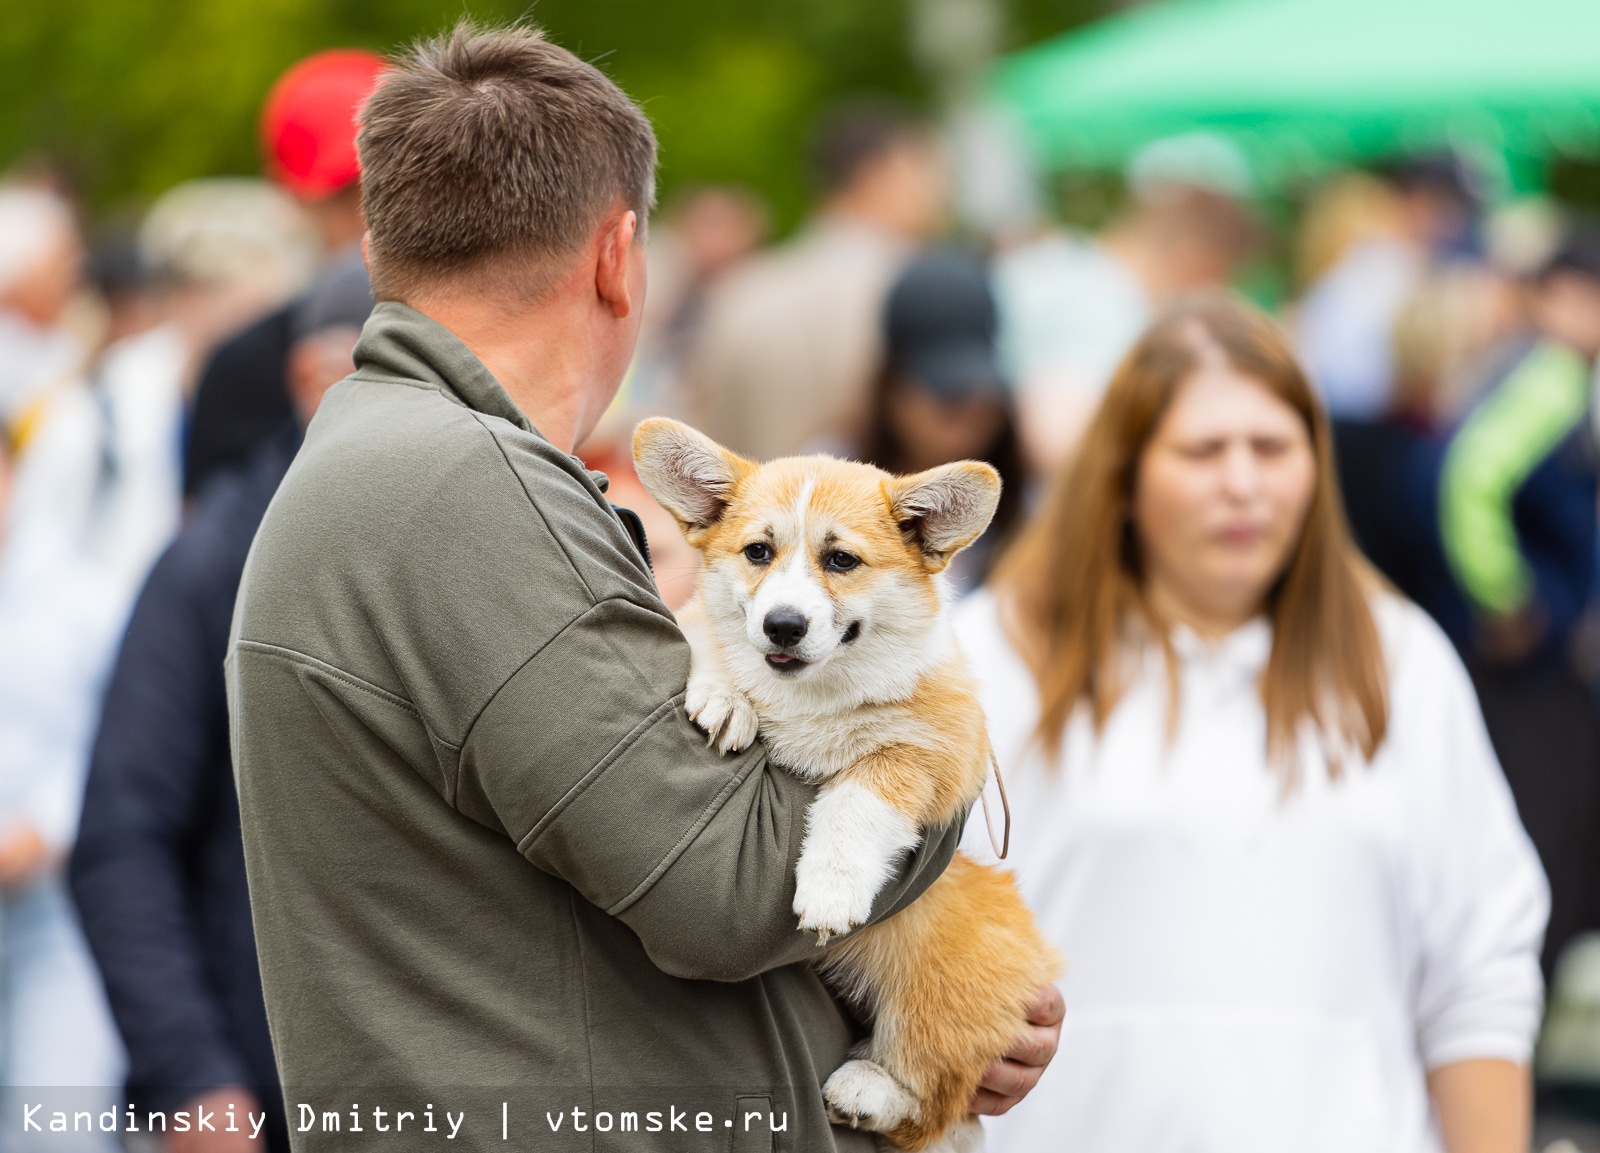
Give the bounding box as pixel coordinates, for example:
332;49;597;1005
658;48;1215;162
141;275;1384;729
409;290;606;453
379;205;642;452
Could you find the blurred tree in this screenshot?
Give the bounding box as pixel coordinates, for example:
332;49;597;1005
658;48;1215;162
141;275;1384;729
0;0;1103;229
1009;0;1111;52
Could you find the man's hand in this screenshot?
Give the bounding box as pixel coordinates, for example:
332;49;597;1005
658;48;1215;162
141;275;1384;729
970;984;1063;1116
164;1087;263;1153
1476;602;1547;666
0;825;53;892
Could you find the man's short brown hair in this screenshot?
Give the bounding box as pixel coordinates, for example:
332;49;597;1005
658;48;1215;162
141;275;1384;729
357;21;657;302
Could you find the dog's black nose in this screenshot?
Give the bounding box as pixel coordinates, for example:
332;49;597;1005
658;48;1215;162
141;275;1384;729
763;611;809;649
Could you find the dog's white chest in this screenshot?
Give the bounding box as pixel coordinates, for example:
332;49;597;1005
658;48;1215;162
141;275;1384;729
753;699;920;782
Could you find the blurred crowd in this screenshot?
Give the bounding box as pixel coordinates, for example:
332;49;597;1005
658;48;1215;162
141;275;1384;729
6;37;1600;1153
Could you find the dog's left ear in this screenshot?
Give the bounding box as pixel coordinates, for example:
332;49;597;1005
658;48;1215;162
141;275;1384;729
887;461;1002;572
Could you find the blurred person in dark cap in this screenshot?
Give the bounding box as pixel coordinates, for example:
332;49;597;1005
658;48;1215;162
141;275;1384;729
858;249;1025;595
1382;153;1483;259
1435;215;1600;978
87;234;161;349
683;100;950;461
70;251;372;1153
182;48;383;497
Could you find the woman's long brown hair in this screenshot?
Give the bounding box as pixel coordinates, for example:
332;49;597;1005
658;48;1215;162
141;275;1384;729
993;292;1388;774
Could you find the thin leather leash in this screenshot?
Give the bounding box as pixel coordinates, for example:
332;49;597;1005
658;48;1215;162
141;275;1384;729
980;748;1011;860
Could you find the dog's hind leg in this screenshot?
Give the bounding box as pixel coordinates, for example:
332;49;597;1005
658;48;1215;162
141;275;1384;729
821;856;1060;1151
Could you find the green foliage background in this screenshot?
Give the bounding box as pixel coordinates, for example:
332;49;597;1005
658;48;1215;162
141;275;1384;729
0;0;1101;231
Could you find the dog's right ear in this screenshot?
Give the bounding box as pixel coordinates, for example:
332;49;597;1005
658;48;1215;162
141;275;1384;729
632;418;753;544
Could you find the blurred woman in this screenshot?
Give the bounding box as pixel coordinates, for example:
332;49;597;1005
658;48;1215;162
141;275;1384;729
959;293;1547;1153
859;249;1026;594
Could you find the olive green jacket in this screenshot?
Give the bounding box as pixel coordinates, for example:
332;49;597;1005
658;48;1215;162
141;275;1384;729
226;302;957;1152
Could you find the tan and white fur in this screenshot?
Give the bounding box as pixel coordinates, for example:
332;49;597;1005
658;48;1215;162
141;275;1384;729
633;418;1060;1153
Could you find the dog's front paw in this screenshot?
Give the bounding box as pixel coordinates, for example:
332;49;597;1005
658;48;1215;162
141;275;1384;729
685;678;760;754
793;863;877;946
823;1060;918;1133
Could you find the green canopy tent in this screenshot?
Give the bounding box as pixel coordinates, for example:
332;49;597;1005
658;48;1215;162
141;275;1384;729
993;0;1600;190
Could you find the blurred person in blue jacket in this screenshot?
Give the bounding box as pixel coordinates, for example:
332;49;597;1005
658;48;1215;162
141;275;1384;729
182;49;382;497
1435;218;1600;978
70;253;371;1153
1329;265;1519;624
0;179;313;974
1439;221;1600;663
0;171;317;1153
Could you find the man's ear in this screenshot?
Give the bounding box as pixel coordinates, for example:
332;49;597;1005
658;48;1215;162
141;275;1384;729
887;461;1002;572
632;418;752;544
596;209;640;319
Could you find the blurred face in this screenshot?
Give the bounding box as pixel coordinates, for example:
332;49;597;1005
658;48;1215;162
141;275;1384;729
676;190;767;280
2;225;83;329
1401;186;1472;252
885;377;1006;473
286;326;362;425
856;138;951;240
1532;269;1600;361
1166;234;1237;294
1131;365;1316;636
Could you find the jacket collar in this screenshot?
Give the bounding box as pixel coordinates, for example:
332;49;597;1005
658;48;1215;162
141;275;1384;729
352;301;534;435
350;300;614;494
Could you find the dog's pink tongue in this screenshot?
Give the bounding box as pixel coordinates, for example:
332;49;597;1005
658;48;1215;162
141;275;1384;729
769;653;797;664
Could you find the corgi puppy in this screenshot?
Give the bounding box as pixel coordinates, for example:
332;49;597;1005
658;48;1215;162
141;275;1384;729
633;418;1060;1153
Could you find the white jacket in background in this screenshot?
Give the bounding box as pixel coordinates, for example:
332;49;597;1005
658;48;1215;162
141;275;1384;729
956;590;1548;1153
0;323;186;849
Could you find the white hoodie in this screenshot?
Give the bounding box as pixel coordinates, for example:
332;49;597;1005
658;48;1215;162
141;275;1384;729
956;591;1547;1153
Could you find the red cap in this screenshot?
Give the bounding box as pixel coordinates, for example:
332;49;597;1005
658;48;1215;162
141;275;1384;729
260;49;387;201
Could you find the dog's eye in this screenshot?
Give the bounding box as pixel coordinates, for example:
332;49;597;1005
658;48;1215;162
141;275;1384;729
824;551;861;573
743;542;773;565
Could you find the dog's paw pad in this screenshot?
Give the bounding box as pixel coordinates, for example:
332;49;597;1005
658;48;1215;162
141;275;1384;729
823;1060;918;1132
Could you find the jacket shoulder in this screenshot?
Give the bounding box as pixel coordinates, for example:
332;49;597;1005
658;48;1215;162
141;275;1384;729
236;374;664;733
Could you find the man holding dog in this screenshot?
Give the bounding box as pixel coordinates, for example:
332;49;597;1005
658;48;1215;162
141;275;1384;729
227;22;1059;1150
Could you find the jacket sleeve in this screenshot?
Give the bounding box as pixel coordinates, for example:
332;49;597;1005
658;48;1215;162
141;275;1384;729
1439;342;1591;617
457;594;961;982
1404;614;1550;1068
68;546;256;1109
